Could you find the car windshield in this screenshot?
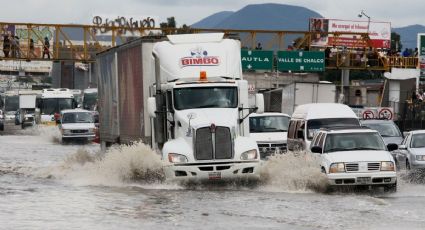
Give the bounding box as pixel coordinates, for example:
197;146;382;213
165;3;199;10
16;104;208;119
411;133;425;148
62;112;94;124
324;132;386;153
250;116;290;133
174;87;238;110
83;93;97;110
5;95;19;112
42;98;74;115
307;118;360;140
361;122;401;137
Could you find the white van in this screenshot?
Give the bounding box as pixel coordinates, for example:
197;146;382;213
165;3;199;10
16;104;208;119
287;103;360;151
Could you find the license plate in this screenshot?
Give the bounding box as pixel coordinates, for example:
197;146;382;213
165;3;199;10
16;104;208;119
357;177;371;184
208;172;222;180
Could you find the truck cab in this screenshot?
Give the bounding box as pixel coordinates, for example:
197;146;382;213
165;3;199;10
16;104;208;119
39;88;76;125
249;112;290;159
148;33;264;182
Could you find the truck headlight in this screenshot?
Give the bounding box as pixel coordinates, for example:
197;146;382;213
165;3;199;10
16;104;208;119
329;163;345;173
168;153;188;163
415;155;425;161
241;149;257;160
381;161;395;171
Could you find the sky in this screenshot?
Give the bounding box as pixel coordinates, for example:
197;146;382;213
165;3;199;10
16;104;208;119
0;0;423;28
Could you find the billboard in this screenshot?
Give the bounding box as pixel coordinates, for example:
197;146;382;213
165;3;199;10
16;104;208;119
310;18;391;48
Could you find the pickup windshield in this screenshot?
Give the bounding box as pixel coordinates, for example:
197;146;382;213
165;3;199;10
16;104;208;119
250;116;290;133
174;87;237;110
62;112;94;124
324;133;386;153
307;118;360;140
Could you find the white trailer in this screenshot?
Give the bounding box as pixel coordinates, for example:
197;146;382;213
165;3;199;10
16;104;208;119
264;82;336;115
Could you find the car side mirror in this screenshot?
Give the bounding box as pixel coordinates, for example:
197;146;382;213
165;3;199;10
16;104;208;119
147;97;157;118
311;146;322;154
387;143;398;152
398;144;407;150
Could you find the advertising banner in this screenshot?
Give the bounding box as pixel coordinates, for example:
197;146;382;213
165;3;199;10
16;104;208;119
310;18;391;49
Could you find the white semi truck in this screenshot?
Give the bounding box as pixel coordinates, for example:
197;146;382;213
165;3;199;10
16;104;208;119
97;33;264;182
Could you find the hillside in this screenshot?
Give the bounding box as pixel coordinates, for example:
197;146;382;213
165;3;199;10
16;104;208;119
393;24;425;49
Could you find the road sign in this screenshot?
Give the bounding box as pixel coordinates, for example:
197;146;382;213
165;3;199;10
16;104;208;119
378;108;393;120
241;50;273;70
277;51;325;72
362;110;375;119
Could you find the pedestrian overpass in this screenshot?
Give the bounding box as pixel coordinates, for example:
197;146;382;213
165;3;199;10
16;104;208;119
0;21;418;71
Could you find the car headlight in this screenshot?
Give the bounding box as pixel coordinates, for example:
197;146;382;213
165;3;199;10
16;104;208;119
329;163;345;173
381;161;395;171
240;149;258;160
168;153;188;163
415;155;425;161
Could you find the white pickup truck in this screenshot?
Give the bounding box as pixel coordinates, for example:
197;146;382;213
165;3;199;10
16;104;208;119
310;127;398;192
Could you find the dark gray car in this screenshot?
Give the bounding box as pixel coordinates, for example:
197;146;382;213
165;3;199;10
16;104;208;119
360;119;403;160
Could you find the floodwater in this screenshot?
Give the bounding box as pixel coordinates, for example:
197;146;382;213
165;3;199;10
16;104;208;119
1;126;425;229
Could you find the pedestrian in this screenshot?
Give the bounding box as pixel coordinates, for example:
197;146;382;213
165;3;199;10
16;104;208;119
3;35;10;58
29;38;35;58
15;36;20;58
43;37;50;59
255;42;262;50
402;48;410;57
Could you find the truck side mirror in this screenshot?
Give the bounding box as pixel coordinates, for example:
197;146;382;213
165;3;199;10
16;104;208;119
147;97;157;118
255;94;264;114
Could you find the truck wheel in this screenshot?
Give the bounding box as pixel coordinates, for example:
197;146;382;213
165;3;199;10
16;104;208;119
384;182;397;193
406;160;411;170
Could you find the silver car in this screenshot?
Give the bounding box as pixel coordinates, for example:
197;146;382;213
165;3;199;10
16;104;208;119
395;130;425;170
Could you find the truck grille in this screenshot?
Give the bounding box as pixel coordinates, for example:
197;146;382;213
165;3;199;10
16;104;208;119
195;126;233;160
368;162;381;171
345;163;359;172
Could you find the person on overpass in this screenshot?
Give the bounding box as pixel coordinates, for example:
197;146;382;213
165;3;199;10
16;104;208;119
43;37;50;59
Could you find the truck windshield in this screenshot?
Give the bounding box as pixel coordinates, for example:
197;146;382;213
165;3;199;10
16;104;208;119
307;118;360;140
83;93;97;110
250;116;290;133
62;112;94;124
324;132;386;153
5;95;19;112
42;98;74;115
173;87;237;110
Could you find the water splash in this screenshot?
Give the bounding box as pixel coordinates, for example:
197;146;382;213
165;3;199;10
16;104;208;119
259;151;329;193
41;142;166;186
17;125;62;143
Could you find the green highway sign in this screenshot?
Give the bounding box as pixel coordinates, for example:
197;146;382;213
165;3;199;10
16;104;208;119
241;50;273;70
277;51;325;72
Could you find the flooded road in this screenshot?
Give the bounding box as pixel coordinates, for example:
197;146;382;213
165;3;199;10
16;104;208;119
2;128;425;229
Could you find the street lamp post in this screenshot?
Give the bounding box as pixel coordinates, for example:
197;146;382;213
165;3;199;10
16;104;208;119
358;10;371;38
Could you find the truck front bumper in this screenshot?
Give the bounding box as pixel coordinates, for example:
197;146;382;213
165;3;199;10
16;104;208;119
327;171;397;186
164;161;261;182
62;134;96;140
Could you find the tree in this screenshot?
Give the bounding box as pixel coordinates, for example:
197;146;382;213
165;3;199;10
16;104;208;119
391;32;402;51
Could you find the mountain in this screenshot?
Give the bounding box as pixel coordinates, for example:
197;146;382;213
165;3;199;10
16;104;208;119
392;24;425;49
192;11;234;28
192;3;322;30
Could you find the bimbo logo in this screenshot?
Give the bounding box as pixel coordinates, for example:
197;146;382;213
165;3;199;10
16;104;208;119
180;47;220;68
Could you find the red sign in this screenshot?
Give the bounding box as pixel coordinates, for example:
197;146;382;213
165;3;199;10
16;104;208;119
362;110;375;119
378;108;393;120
